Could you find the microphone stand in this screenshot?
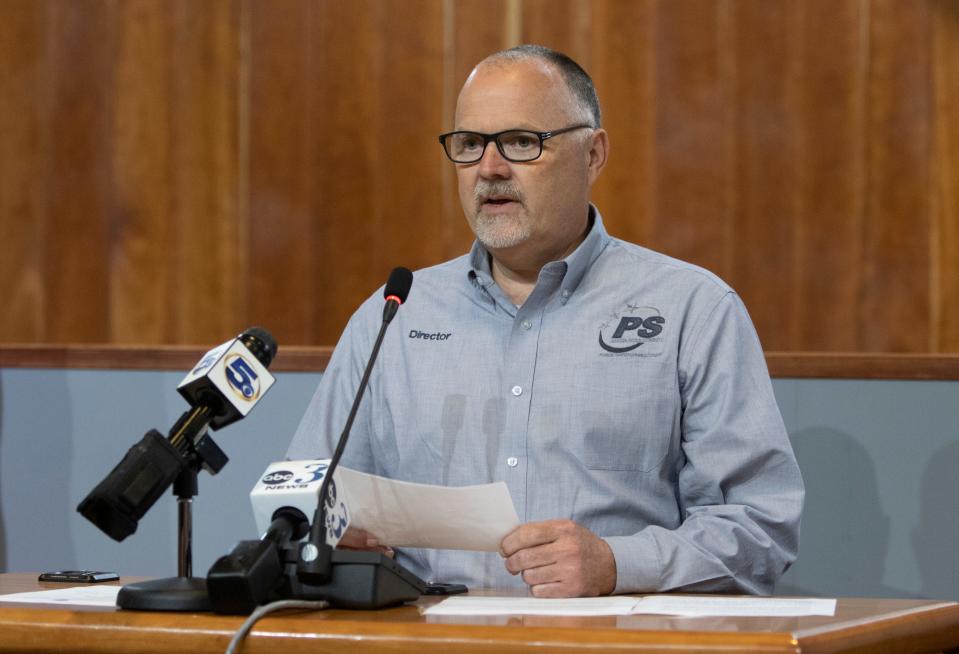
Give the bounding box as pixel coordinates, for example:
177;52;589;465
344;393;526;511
207;269;422;613
76;327;278;612
289;292;426;608
296;298;397;583
118;423;229;611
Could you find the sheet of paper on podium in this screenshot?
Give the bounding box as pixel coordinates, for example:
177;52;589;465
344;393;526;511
631;595;837;617
424;595;838;617
338;466;520;551
0;585;122;607
423;595;641;616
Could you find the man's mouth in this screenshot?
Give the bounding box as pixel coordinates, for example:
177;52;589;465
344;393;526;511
482;196;519;206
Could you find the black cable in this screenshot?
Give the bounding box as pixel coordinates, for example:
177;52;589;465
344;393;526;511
224;599;329;654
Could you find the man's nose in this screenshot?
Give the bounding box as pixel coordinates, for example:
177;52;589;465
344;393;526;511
477;140;511;178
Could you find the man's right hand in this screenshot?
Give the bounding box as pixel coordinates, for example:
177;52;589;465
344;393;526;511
337;526;394;557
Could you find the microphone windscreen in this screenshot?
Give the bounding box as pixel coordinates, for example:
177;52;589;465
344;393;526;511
239;326;278;367
384;267;413;304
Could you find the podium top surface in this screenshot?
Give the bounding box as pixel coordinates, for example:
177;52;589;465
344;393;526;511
0;573;957;653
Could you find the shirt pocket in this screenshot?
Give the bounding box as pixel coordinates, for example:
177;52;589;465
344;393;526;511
570;376;679;473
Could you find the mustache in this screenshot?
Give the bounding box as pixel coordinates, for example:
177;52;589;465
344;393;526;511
474;180;524;207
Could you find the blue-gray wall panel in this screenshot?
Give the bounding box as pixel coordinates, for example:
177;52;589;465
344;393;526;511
1;368;957;600
774;379;959;600
0;368;321;578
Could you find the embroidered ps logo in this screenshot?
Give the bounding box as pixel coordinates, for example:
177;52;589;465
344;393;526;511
598;305;666;355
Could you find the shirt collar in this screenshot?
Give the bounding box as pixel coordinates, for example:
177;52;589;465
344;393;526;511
561;204;610;298
467;204;611;301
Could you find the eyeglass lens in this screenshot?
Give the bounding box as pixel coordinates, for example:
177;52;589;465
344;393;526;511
447;131;541;163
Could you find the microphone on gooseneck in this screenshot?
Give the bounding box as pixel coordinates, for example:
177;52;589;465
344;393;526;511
382;266;413;323
296;267;413;584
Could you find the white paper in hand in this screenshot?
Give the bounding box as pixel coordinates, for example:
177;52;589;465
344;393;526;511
336;466;520;551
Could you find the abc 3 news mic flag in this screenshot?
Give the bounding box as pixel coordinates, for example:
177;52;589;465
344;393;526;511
250;460;350;548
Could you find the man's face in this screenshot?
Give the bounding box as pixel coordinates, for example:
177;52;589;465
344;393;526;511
453;60;604;264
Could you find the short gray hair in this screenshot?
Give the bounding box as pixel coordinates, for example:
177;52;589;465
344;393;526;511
483;44;602;128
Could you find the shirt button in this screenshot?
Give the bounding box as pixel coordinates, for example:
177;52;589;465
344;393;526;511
507;457;518;468
521;320;532;330
561;289;571;298
511;385;523;396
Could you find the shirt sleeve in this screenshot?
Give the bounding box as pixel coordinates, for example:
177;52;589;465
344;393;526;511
285;303;378;473
604;291;805;595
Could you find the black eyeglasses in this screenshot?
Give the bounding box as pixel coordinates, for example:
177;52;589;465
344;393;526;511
438;124;592;163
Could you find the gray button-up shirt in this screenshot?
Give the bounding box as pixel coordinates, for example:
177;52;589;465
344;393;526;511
287;207;804;594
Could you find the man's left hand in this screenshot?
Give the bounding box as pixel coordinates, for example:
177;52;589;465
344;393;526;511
500;520;617;597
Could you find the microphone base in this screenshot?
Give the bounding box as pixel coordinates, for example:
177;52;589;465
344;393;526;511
292;550;426;610
207;540;284;614
208;547;425;614
117;576;210;612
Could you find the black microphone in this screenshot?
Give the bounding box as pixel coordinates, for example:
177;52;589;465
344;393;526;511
207;507;310;614
206;275;424;612
382;266;413;323
77;327;278;541
176;325;278;432
208;460;331;613
296;267;414;586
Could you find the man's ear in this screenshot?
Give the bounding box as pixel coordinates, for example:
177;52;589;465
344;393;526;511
586;128;609;186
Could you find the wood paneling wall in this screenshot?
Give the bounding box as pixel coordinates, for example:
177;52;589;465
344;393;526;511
1;0;957;352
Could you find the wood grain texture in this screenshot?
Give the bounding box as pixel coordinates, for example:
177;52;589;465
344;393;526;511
247;0;315;344
443;0;511;260
5;344;959;381
728;1;804;351
170;0;243;344
0;0;46;342
374;1;446;280
0;1;956;354
933;1;959;351
111;0;175;344
1;574;959;654
309;0;447;341
792;0;865;352
520;0;593;67
861;0;932;352
649;0;727;277
589;0;656;249
309;0;384;341
44;0;115;343
0;343;333;372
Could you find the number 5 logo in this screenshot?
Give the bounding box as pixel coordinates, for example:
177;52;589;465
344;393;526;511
225;354;260;401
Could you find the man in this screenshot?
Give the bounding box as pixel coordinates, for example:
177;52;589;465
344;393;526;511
287;45;804;597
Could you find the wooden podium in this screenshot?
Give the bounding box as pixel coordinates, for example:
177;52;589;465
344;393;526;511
0;574;957;653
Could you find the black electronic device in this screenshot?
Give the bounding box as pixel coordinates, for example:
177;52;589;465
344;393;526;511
295;268;418;590
76;327;278;612
424;582;468;596
207;508;309;613
209;547;426;614
39;570;120;583
296;267;414;586
77;327;277;542
208;268;426;614
290;550;426;609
